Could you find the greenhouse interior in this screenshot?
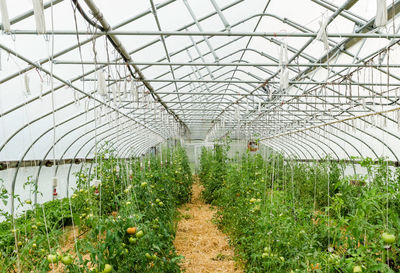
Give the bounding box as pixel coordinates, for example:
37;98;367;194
0;0;400;272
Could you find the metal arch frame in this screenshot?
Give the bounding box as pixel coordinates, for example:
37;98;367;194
114;136;160;159
284;131;349;174
197;47;400;161
86;136;160;181
251;102;373;160
123;139;163;158
250;101;394;161
205;3;400;131
68;9;370;107
296;129;353;174
154;1;400;158
144;42;398;133
266;134;312;160
262;140;296;159
64;125;158;196
34;110;150;190
1;2;396;115
64;125;148;191
0;0;188;131
230;119;330;161
51;4;392;126
173;62;390;162
13;105;150;205
271;133;323;160
1;0;400;186
53;117;142;176
204;0;358;125
261;91;400;161
145;42;394;124
299;131;340;160
0;0;178;86
10;82;167;206
267;138;304;159
0;44;166;141
81;0;188;133
0;93;170;156
52;126;144;198
0;0;245;155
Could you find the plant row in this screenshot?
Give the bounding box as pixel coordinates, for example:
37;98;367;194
199;143;400;272
0;144;192;272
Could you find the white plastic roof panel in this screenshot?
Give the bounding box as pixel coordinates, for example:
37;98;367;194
0;0;398;166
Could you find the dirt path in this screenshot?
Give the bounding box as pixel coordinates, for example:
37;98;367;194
174;182;242;273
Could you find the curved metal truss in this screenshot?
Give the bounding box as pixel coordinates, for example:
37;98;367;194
0;0;400;171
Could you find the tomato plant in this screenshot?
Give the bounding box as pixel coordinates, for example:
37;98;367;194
200;146;400;272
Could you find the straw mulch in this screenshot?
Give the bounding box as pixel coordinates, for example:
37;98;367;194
49;226;91;273
174;182;243;273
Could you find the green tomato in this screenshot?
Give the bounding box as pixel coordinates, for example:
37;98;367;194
47;254;58;263
17;241;22;247
145;253;152;260
158;202;164;206
32;243;37;249
25;199;32;205
155;198;161;203
136;230;144;238
262;252;269;259
382;232;396;244
61;255;74;265
103;264;113;273
129;237;137;244
353;265;362;272
32;225;38;230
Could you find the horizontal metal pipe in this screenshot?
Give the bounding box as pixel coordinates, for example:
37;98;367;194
128;107;374;112
123;100;396;105
53;60;400;68
10;30;400;38
81;78;400;86
123;91;400;99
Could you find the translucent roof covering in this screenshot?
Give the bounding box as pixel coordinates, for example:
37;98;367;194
0;0;400;163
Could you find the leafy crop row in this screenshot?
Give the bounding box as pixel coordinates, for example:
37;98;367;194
200;143;400;272
0;145;192;272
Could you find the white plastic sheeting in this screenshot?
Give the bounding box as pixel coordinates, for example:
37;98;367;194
0;0;398;166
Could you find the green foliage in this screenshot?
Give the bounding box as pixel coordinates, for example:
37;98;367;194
0;144;192;272
200;146;400;273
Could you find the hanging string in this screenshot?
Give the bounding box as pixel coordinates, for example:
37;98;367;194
97;70;107;97
32;0;46;34
279;43;289;91
375;0;388;28
24;73;31;96
0;0;10;33
316;14;329;50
